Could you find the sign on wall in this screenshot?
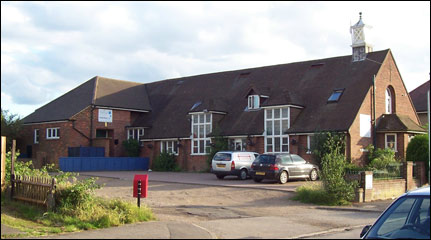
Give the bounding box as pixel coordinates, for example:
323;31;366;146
98;109;113;123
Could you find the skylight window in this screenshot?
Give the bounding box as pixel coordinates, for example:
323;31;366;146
328;89;344;102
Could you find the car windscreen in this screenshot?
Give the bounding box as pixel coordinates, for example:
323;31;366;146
255;155;276;164
213;153;232;161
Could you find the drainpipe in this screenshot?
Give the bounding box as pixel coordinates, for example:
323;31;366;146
372;75;377;148
90;105;95;146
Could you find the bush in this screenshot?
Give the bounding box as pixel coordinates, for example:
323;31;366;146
321;150;356;205
406;134;429;180
122;139;140;157
293;183;350;206
152;152;180;171
311;131;346;168
206;128;228;170
366;144;398;170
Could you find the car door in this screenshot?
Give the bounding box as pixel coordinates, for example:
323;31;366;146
290;154;309;177
279;155;294;175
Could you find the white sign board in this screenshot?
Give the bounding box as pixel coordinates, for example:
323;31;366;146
360;114;371;138
365;174;373;190
98;109;112;123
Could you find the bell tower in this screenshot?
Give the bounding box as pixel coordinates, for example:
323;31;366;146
350;12;373;61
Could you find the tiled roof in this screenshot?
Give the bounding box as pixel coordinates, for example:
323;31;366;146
409;80;430;112
22;76;152;124
376;114;426;133
136;49;391;138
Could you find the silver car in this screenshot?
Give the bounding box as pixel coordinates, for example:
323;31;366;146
211;151;259;180
360;186;430;239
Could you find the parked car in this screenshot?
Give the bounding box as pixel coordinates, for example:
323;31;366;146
249;153;319;184
211;151;259;180
360;186;430;239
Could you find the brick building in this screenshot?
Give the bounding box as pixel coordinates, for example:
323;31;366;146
19;15;425;170
409;80;430;126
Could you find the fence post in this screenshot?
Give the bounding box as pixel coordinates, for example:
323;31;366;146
46;178;56;211
361;171;373;202
10;140;16;200
403;161;414;191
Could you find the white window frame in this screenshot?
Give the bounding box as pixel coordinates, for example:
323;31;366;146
191;113;212;155
34;129;40;144
306;135;314;154
127;128;145;141
248;95;260;110
161;140;179;155
46;128;60;139
385;88;392;114
385;133;397;152
264;107;290;153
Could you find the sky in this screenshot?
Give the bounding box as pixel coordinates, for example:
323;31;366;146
1;1;430;118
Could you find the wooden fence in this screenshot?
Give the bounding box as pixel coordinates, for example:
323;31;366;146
11;174;56;209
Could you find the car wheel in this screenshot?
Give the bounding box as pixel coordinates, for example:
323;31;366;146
278;171;288;184
309;169;318;181
253;177;263;183
239;169;248;180
216;174;224;180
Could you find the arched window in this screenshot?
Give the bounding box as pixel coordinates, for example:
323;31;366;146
385;87;395;114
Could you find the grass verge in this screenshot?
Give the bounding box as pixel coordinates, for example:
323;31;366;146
1;193;155;239
292;182;352;206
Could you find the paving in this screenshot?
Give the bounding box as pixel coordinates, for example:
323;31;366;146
1;171;395;239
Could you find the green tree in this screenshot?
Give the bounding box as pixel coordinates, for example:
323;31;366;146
311;131;346;168
122;139;140;157
1;108;23;151
206;127;228;170
406;134;429;180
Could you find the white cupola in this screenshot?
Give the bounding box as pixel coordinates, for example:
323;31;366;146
350;12;373;61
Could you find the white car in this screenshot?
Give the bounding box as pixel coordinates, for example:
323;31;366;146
210;151;259;180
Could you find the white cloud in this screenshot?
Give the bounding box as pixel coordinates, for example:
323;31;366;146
1;1;429;118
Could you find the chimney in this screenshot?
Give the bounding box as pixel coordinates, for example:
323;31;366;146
350;12;373;61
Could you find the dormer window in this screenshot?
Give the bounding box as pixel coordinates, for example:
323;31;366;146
248;95;260;109
328;89;344;102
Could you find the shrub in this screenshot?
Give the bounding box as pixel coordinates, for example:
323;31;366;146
311;131;346;168
152;152;180;171
321;150;356;205
122;139;140;157
406;134;429;180
206;128;228;170
366;144;398;170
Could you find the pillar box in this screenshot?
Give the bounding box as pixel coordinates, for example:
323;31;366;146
133;175;148;198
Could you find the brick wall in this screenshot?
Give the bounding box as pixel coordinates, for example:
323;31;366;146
348;51;421;165
371;179;406;201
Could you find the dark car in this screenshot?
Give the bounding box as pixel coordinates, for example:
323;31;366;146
249;153;319;184
360;186;430;239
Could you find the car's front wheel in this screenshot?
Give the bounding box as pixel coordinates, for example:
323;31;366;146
309;169;318;181
279;171;288;184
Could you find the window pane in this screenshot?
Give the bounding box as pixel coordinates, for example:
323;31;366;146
282;108;288;118
254;96;259;108
199;114;204;123
282;120;289;134
274;109;280;119
274;120;281;135
266;109;272;119
205;124;211;136
282;137;289;144
275;137;281;152
199;125;204;137
266;121;273;135
199;140;205;153
193;140;199;153
193;125;198;138
266;145;273;153
282;144;289;152
193;115;198;123
205;114;211;123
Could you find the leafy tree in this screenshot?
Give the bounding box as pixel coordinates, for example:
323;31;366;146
311;131;346;168
1;108;23;151
122;139;140;157
206;127;228;170
152;152;180;171
406;134;429;180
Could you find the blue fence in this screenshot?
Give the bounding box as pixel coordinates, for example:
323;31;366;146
59;157;150;172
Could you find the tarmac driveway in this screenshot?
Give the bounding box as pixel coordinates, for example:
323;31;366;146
78;171;311;192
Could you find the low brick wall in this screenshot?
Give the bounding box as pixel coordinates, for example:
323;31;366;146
371;179;406;201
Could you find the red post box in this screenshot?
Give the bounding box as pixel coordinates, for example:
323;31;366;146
133;174;148;198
